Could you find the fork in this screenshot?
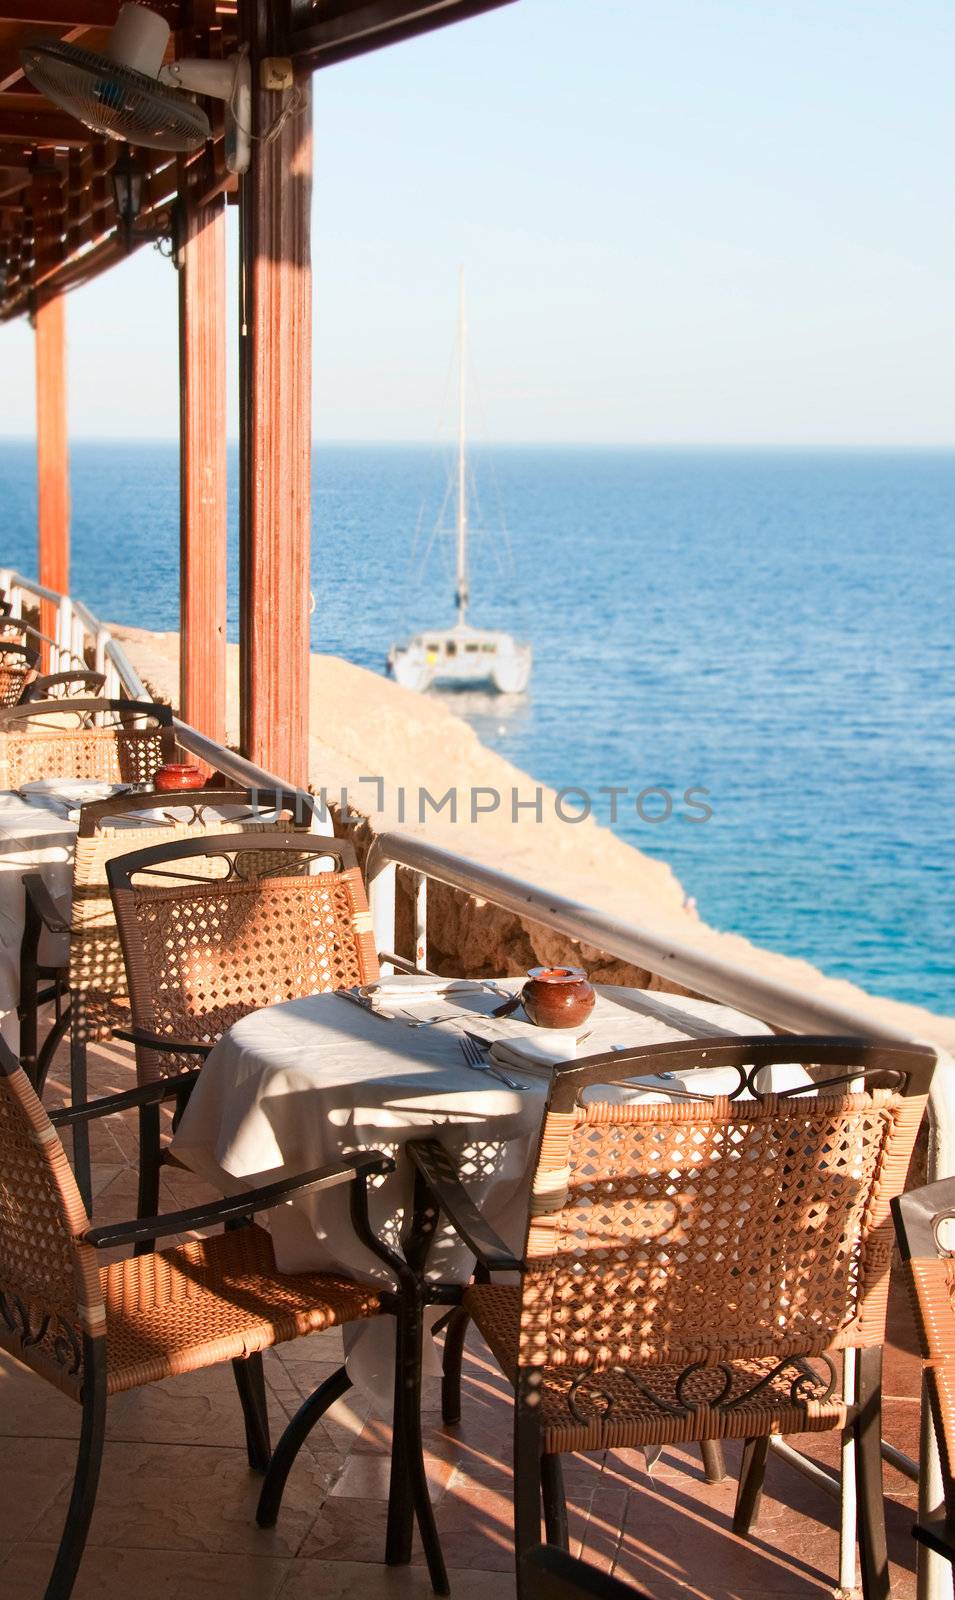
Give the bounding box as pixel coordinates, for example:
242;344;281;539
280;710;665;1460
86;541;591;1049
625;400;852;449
458;1034;526;1091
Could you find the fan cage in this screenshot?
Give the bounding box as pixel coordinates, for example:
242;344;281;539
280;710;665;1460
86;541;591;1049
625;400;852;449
20;39;210;152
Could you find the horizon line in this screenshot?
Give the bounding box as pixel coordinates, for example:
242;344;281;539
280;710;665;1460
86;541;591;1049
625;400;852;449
1;434;954;452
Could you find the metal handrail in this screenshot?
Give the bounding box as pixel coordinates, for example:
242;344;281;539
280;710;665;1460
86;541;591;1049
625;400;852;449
0;568;326;809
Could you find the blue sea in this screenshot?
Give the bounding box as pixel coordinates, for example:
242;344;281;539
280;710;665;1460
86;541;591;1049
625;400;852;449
2;440;952;1014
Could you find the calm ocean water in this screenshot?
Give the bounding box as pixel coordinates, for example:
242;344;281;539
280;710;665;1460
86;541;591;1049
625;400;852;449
2;440;952;1013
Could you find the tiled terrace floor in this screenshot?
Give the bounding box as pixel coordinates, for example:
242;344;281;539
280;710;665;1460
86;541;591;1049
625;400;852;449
0;1037;927;1600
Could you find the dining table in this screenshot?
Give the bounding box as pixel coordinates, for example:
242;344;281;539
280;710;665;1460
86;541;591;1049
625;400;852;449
170;973;809;1407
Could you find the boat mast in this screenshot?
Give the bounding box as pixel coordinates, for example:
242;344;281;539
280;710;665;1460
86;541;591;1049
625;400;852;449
454;266;469;626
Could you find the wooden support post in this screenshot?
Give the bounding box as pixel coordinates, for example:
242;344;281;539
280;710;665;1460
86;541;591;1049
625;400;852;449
178;184;227;748
238;0;312;787
34;288;69;661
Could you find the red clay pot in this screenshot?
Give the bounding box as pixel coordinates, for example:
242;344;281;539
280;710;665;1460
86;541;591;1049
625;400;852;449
153;762;205;793
521;966;596;1029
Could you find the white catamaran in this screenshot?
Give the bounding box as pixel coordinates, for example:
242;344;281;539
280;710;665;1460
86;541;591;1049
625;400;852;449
387;274;532;695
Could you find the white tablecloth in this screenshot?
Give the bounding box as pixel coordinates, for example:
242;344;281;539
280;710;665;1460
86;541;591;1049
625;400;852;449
0;791;77;1047
171;978;784;1402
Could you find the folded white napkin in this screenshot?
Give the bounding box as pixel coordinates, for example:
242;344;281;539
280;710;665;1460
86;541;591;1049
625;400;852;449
21;780;122;805
364;976;486;1009
489;1031;580;1075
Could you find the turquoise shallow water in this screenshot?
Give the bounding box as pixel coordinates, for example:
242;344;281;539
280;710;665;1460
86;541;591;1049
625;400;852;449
2;440;952;1014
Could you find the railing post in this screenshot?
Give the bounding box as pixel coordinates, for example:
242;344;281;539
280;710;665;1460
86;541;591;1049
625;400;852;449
414;873;428;971
367;855;397;977
56;594;71;673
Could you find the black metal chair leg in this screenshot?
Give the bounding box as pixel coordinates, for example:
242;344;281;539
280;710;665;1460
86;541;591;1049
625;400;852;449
19;942;39;1090
733;1436;770;1535
399;1295;449;1595
854;1346;889;1600
69;1036;92;1215
232;1352;271;1473
134;1101;162;1256
44;1359;106;1600
36;998;71;1096
385;1306;415;1566
541;1453;569;1550
441;1305;469;1425
514;1375;543;1600
700;1439;727;1484
258;1364;351;1527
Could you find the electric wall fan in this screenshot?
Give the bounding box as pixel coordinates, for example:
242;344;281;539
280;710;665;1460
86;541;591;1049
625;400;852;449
20;2;251;169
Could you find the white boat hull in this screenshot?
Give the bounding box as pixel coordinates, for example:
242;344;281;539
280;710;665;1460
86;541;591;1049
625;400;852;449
388;625;531;696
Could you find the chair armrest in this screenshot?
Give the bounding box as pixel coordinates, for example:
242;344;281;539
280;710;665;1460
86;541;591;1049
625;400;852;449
83;1150;395;1250
23;872;71;937
407;1139;524;1273
113;1027;212;1059
49;1070;202;1126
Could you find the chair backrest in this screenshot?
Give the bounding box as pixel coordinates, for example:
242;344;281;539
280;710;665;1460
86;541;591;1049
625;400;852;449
23;669;107;702
518;1036;934;1394
892;1177;955;1522
0;697;174;786
0;1034;100;1400
0;639;39;708
69;788;324;1044
107;831;379;1080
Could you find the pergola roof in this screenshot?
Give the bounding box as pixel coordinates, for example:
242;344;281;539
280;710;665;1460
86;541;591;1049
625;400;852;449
0;0;514;320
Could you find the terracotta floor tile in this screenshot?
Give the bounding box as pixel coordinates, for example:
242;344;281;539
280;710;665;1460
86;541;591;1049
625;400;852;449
277;1559;517;1600
0;1352;82;1441
298;1495;403;1564
0;1436;79;1543
0;1544;292;1600
42;1438;333;1557
331;1445;456;1502
106;1355;304;1452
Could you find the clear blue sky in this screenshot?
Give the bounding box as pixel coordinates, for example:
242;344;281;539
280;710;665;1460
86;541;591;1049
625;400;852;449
1;0;953;444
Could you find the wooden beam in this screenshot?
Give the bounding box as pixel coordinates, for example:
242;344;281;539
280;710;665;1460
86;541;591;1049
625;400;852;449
178;180;227;748
0;25;95;92
238;0;311;786
0;0;181;23
290;0;517;69
0;102;91;143
34;288;69;658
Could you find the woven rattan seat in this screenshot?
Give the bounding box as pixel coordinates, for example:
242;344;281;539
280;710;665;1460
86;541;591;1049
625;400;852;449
465;1282;847;1453
412;1035;936;1600
102;1222;379;1394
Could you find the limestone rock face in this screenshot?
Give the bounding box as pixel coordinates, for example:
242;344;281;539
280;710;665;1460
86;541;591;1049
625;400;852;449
112;621;955;1053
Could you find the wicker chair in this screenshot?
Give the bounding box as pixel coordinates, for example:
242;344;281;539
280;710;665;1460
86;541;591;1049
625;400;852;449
20;788;326;1206
892;1177;955;1564
0;1032;447;1600
409;1035;936;1600
0;637;39;706
106;830;379;1229
0;696;175;786
22;669;107;701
